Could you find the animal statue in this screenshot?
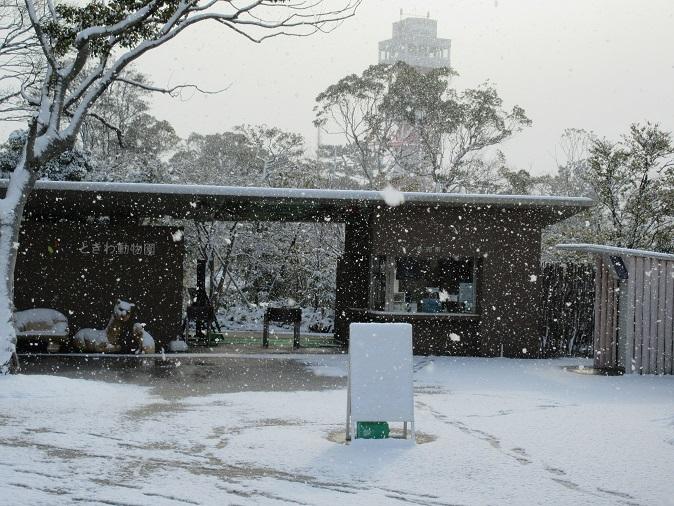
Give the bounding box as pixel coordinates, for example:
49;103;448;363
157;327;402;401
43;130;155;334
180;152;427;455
132;323;156;354
72;300;135;353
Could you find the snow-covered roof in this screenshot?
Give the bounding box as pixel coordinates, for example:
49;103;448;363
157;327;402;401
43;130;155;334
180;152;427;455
27;180;593;207
557;243;674;261
2;180;593;223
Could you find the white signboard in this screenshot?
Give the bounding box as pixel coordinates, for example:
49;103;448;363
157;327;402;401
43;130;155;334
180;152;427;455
346;322;414;441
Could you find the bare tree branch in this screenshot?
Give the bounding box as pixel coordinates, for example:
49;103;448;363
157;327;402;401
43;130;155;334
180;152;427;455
114;77;229;97
81;110;124;148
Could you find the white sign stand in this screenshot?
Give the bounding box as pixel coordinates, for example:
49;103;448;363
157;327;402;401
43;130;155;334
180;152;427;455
346;322;415;443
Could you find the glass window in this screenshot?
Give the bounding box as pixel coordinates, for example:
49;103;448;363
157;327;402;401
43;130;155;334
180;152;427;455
372;256;478;314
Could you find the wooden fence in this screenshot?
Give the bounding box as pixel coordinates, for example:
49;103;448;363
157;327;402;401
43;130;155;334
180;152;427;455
540;263;595;357
558;244;674;375
609;255;673;374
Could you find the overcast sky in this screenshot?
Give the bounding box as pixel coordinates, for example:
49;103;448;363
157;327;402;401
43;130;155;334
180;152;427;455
21;0;674;177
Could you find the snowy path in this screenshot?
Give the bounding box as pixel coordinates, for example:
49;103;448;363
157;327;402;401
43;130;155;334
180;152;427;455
1;357;673;505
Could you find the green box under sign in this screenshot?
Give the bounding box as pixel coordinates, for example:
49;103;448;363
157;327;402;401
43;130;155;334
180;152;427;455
356;421;390;439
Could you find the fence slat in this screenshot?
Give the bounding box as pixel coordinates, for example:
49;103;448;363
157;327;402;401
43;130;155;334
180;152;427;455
648;259;658;374
665;261;674;375
623;257;637;373
641;258;651;374
633;257;644;374
656;261;666;374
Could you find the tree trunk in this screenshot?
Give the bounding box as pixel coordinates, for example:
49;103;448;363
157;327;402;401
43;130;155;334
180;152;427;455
0;154;36;374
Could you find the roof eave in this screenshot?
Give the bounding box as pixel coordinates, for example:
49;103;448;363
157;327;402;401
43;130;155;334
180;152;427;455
557;243;674;261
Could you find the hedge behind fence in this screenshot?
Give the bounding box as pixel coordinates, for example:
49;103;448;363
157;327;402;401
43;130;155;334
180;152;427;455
540;263;595;357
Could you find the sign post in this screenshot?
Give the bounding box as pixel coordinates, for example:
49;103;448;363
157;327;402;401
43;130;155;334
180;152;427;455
346;323;415;442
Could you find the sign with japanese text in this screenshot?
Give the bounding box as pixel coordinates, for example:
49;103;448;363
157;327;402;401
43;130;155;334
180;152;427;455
77;241;156;256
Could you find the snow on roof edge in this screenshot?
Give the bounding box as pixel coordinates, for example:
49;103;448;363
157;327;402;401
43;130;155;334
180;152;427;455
4;180;595;209
557;243;674;261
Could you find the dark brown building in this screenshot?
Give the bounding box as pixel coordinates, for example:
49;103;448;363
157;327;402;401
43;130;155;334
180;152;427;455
7;181;592;356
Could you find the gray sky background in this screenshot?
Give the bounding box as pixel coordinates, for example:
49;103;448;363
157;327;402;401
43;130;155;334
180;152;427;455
17;0;674;177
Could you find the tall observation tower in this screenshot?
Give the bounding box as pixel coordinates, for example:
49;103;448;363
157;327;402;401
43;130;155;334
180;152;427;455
378;12;451;72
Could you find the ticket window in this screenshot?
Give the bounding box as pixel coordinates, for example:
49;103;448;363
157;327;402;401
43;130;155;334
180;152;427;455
375;256;478;314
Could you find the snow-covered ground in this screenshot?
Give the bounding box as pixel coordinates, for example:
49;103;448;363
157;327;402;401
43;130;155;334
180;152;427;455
1;356;673;505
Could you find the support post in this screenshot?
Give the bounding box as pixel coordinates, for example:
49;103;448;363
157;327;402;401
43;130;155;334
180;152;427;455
262;314;269;348
345;364;352;442
293;321;300;349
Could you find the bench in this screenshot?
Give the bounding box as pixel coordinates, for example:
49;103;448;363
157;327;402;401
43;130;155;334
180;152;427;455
263;307;302;349
16;308;69;353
